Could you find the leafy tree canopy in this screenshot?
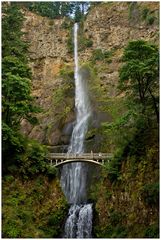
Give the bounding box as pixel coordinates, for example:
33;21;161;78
119;40;159;123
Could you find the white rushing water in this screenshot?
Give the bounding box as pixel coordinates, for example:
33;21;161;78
60;23;93;238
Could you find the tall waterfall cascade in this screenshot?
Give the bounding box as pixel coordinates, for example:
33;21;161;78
60;23;93;238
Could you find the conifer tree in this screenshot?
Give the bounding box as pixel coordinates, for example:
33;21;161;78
2;4;39;165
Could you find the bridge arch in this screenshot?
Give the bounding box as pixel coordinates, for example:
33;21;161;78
53;159;103;167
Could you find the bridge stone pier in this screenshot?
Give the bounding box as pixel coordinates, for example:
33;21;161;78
47;153;113;167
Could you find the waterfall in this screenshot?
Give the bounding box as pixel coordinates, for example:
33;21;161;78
60;23;93;238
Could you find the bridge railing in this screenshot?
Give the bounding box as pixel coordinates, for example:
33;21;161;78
47;153;113;160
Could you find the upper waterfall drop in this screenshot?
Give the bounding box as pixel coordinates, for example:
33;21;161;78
68;22;91;154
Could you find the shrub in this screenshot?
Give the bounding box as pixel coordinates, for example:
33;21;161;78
61;20;73;29
66;31;73;53
91;49;113;63
85;39;93;48
141;182;159;206
3;175;14;182
111;225;128;238
2;220;22;238
142;8;149;20
146;15;155;25
46;200;68;237
144;223;159;238
110;210;123;225
46;165;57;177
104;149;124;183
59;68;74;80
92;49;105;61
18;140;48;176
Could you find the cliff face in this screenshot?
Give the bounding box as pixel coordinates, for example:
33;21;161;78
81;2;159;96
21;2;159;151
21;10;74;147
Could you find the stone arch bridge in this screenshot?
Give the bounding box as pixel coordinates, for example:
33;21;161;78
47;153;113;167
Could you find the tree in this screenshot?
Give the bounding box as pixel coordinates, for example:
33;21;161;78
119;40;159;123
74;5;82;22
2;4;39;168
23;2;90;21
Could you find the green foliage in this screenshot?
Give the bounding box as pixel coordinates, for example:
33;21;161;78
141;182;159;206
146;15;155;25
2;4;27;59
92;49;104;61
66;29;74;53
46;165;58;177
59;67;74;81
110;210;123;225
2;176;68;238
24;2;89;22
18;140;48;176
79;37;93;50
141;7;156;25
2;123;23;152
85;38;93;47
75;5;83;22
144;223;159;238
142;8;149;20
53;66;74;115
102;41;159;179
26;2;72;19
3;221;22;238
61;18;73;29
103;149;124;182
94;39;159;237
91;48;113;63
119;40;159;123
52;83;73;110
2;124;49;177
94;210;127;238
2;4;41;171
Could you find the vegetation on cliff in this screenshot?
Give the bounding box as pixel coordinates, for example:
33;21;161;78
2;4;39;171
2;4;68;238
90;40;159;238
2;175;68;238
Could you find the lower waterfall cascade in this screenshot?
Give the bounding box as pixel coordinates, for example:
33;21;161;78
60;23;93;238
